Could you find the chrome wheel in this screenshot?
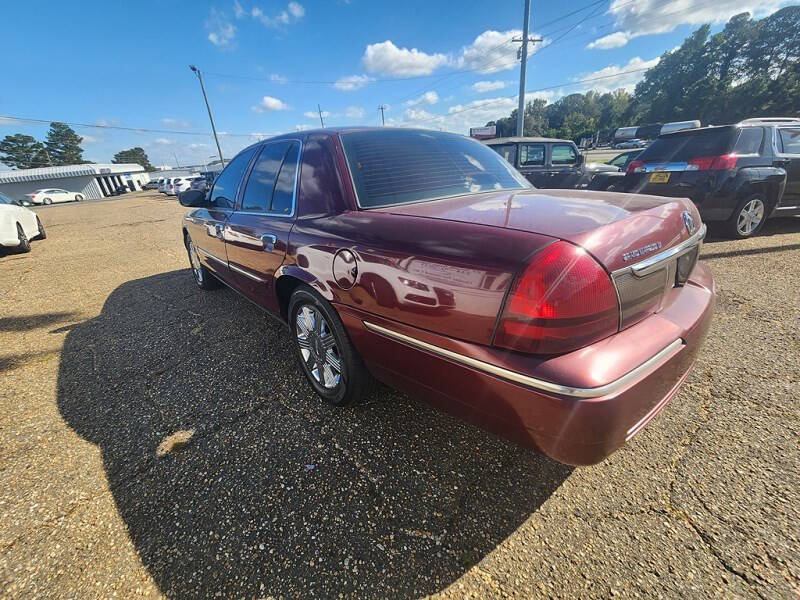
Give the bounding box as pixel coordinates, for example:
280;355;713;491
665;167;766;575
187;239;203;284
295;305;341;389
737;198;765;236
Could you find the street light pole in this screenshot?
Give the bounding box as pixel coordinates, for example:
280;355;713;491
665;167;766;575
189;65;225;168
516;0;532;137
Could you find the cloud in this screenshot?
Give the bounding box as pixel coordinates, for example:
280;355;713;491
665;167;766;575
269;73;288;84
288;1;304;17
248;1;305;27
295;124;311;131
471;80;506;93
334;74;373;91
588;0;789;49
81;134;101;144
154;138;174;145
206;8;236;47
572;56;661;93
162;117;190;128
304;110;330;119
390;96;519;134
94;118;119;127
362;40;449;76
252;96;289;112
457;29;545;74
344;106;366;119
404;91;439;107
233;0;246;18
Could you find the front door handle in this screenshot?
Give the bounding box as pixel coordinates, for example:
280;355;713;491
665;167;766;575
261;234;277;252
214;224;224;239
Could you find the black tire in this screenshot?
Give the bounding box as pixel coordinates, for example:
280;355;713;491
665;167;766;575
75;194;83;202
724;194;767;239
288;286;374;406
184;233;221;290
36;216;46;240
16;223;31;253
43;197;52;205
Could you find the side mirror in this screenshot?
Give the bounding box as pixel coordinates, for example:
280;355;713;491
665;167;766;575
179;189;207;207
575;153;585;166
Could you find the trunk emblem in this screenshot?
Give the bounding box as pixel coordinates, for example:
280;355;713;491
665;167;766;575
623;242;662;262
682;211;696;235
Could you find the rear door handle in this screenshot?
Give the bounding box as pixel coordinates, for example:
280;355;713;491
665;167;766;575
261;234;277;252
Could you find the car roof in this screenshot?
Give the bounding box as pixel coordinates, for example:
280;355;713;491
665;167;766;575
484;136;572;144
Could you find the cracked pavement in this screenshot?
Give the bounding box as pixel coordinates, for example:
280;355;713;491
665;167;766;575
0;193;797;598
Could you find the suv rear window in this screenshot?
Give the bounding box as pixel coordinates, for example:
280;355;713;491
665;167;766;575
638;127;735;162
342;130;530;208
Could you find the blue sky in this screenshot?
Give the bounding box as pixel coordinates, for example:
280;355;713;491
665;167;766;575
0;0;791;168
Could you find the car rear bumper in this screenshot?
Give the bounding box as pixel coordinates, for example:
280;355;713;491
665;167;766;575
338;262;715;466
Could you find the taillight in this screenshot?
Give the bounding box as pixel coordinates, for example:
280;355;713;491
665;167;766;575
626;160;645;173
687;154;738;171
494;242;619;355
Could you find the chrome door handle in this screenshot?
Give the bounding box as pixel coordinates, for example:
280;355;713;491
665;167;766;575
261;234;277;252
214;224;224;239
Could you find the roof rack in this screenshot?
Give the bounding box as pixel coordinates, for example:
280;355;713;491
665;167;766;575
738;117;800;125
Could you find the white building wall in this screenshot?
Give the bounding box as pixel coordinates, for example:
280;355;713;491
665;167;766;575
0;175;104;201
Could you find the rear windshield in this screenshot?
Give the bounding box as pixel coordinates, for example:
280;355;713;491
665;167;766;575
341;129;530;208
638;127;735;162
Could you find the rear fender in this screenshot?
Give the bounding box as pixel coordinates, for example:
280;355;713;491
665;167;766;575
734;167;787;215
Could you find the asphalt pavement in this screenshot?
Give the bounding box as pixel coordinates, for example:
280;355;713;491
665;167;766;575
0;192;797;598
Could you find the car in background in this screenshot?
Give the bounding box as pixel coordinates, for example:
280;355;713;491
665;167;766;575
614;139;648;149
485;137;617;189
189;173;215;194
179;127;714;465
586;150;643;191
619;118;798;238
173;175;203;195
158;178;169;193
25;188;84;205
0;192;45;253
143;180;160;190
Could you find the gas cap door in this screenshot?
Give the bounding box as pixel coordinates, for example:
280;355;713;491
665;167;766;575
332;249;358;289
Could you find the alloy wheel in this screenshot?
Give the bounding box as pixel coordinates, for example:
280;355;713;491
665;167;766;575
295;305;342;389
737;198;765;236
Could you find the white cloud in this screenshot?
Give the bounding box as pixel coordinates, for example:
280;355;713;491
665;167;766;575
472;80;506;93
390;96;519;134
295;124;311;131
288;1;304;17
162;117;190;128
81;134;101;144
362;40;449;76
304;110;330;119
404;91;439;107
233;0;246;18
334;74;373;91
94;118;119;127
206;8;236;47
248;1;305;27
457;29;545;74
252;96;289;112
344;106;366;119
154;138;174;145
588;0;789;49
572;56;661;93
269;73;288;84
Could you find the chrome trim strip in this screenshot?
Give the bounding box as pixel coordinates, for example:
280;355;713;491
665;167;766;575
229;262;266;283
196;246;227;265
614;224;706;278
775;205;799;210
363;321;684;399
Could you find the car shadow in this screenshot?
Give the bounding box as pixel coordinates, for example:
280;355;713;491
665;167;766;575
704;216;800;243
56;270;571;598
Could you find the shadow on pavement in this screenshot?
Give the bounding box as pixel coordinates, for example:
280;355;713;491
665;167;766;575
56;270;571;598
0;311;78;333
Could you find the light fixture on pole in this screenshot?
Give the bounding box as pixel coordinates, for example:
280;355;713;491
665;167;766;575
189;64;225;168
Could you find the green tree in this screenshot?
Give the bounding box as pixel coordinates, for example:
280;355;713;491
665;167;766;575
112;147;154;171
45;122;85;165
0;134;50;169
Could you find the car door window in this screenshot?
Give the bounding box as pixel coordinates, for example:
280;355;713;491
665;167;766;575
734;128;763;155
241;141;290;212
778;128;800;154
519;144;545;166
551;144;577;165
209;147;258;209
270;141;300;215
491;144;517;166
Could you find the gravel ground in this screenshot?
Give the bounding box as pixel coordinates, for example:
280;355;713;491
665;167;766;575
0;192;797;598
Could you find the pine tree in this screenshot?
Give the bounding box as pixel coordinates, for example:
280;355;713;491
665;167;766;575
112;147;154;171
44;122;85;165
0;134;50;169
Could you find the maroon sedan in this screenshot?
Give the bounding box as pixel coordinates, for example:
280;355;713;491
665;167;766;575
179;128;714;465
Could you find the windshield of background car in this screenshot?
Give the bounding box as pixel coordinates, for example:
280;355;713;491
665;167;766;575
638;128;735;163
342;130;531;208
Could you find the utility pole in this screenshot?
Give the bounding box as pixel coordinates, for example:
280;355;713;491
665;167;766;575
513;0;541;137
317;104;325;128
189;64;225;168
173;152;181;168
378;104;387;126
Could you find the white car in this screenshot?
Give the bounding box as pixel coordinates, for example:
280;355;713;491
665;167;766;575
26;188;84;205
0;192;45;253
172;175;203;195
158;178;168;193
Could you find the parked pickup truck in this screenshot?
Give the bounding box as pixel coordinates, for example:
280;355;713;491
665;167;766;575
485;137;618;189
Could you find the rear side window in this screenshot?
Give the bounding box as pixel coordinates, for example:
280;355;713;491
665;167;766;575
733;128;763;154
639;128;735;162
519;144;544;166
209;146;257;209
270;142;300;215
342;129;530;208
241;142;290;212
551;144;577;165
778;128;800;154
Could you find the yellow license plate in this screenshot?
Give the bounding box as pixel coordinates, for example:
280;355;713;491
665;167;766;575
649;172;670;183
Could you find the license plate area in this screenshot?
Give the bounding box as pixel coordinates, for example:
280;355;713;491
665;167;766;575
649;172;670;183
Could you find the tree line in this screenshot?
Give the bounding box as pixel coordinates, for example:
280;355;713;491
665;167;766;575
0;122;155;171
487;7;799;142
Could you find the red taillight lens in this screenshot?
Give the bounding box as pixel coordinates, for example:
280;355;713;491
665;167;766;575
494;241;619;355
626;160;645;173
687;154;738;171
